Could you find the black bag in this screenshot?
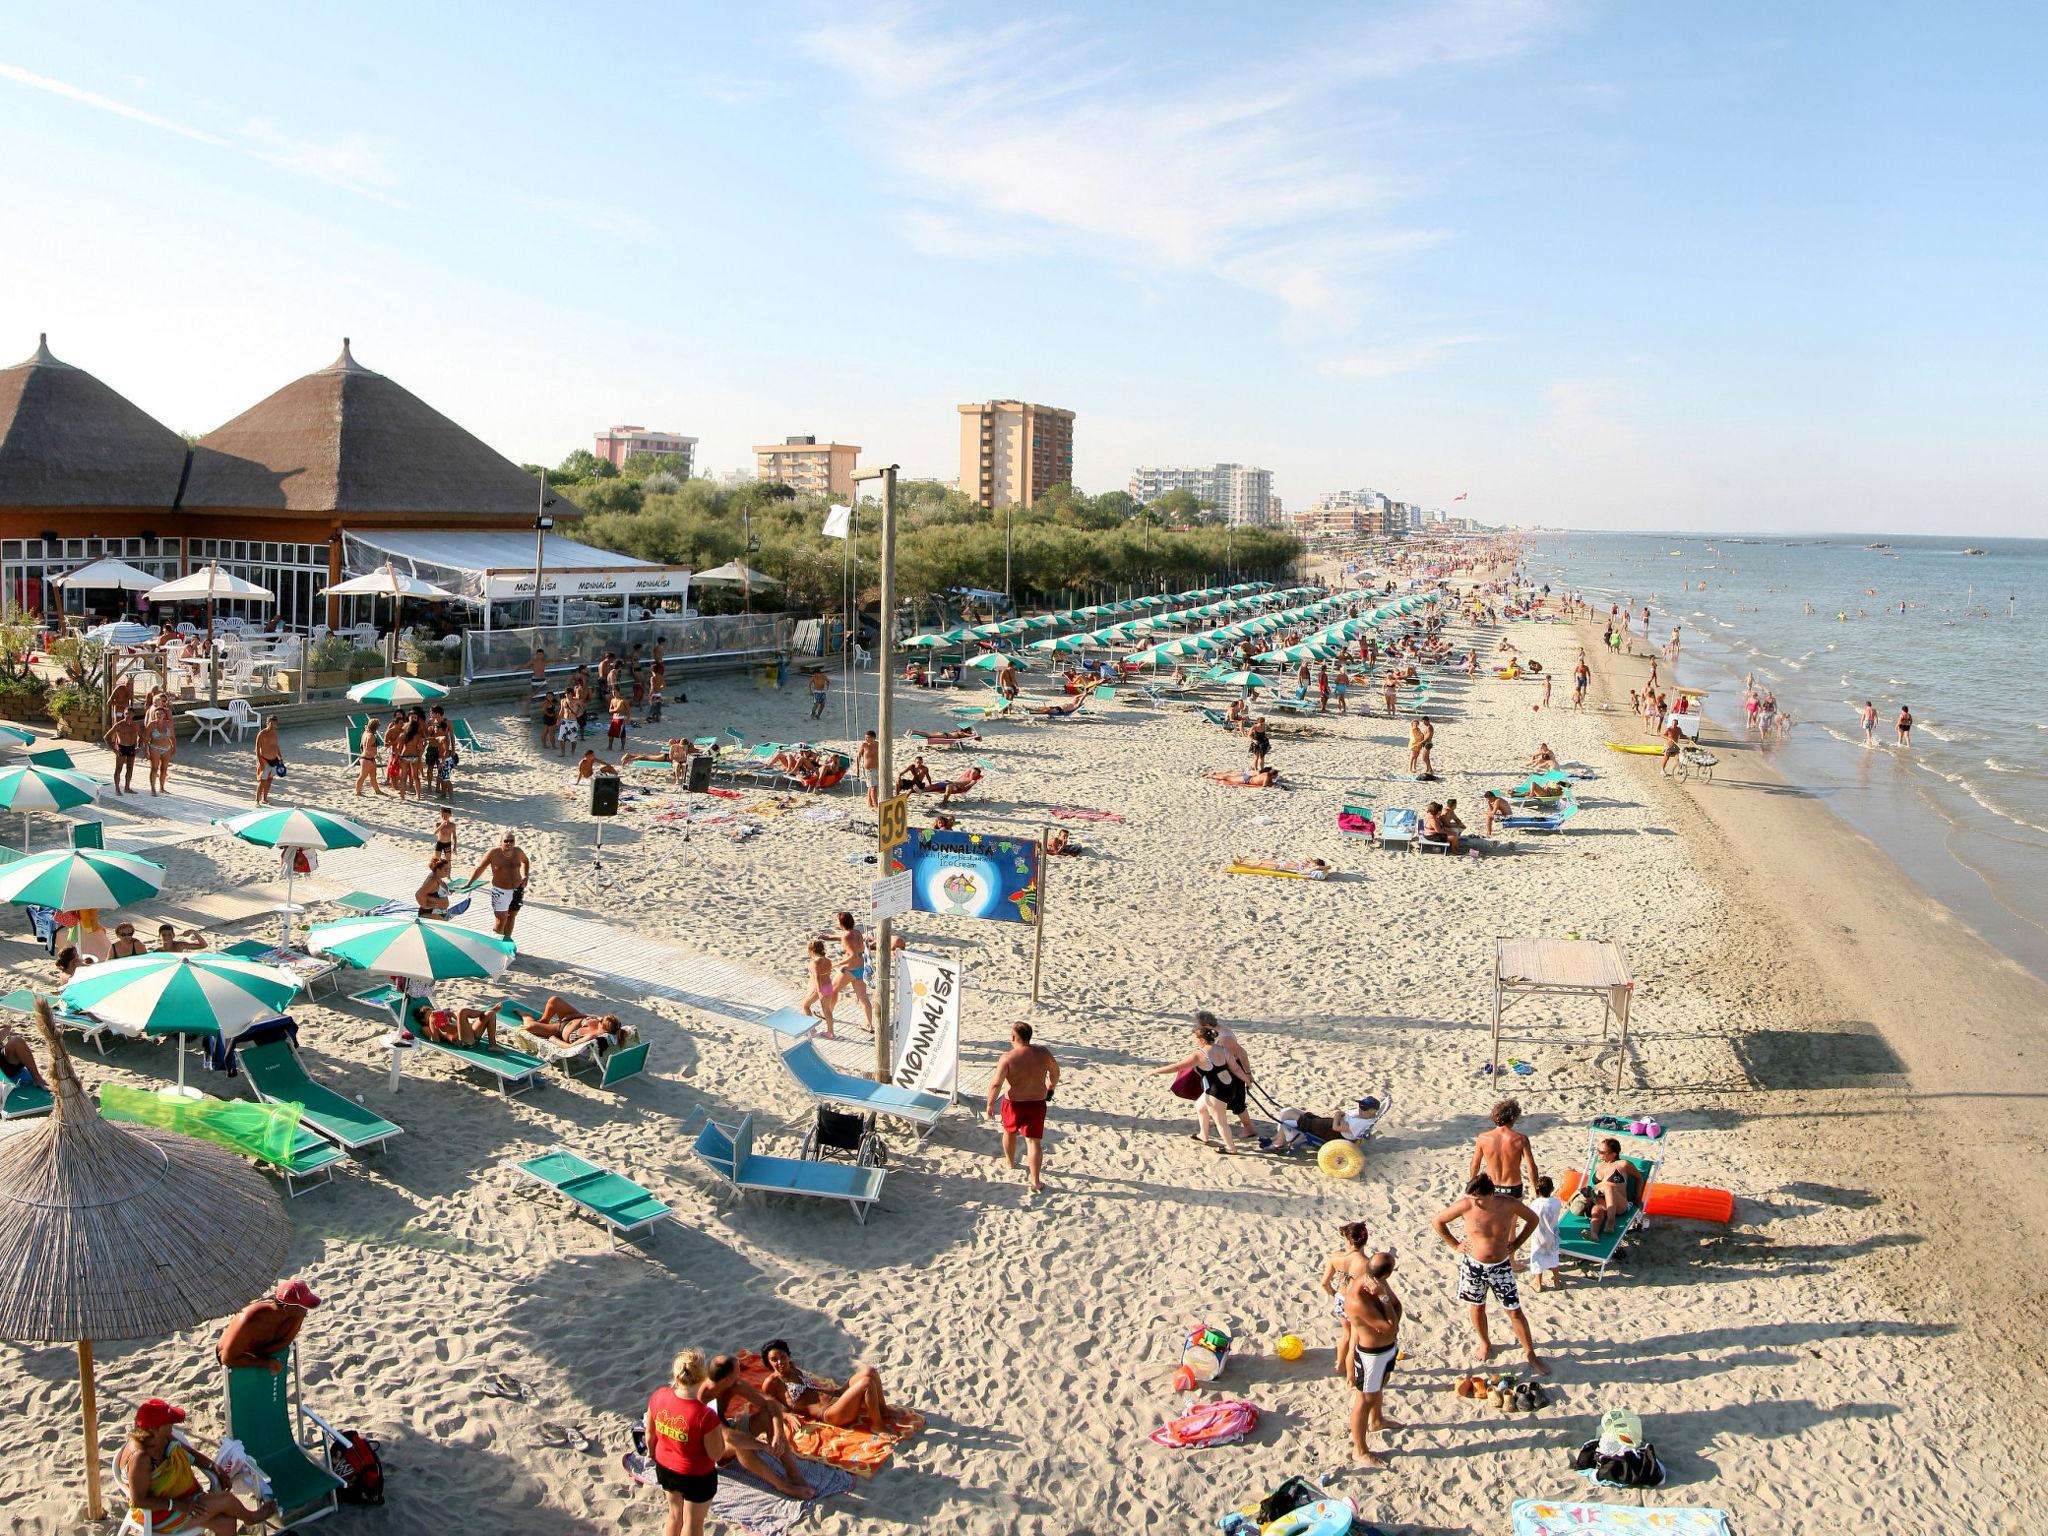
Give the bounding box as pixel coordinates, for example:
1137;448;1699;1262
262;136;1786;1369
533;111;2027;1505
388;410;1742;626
1294;1111;1340;1142
1573;1437;1664;1488
1255;1476;1324;1525
330;1430;385;1505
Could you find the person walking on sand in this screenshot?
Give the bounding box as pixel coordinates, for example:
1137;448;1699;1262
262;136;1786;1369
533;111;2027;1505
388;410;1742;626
1572;656;1589;712
799;938;838;1038
1896;703;1912;747
808;668;829;721
252;715;283;807
1432;1173;1548;1375
104;709;142;795
144;698;177;795
1248;719;1271;776
832;910;873;1029
987;1021;1059;1195
1469;1099;1539;1199
1343;1252;1404;1468
469;832;530;940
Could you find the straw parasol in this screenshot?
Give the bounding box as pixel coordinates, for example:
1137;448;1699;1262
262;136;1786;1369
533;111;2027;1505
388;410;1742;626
0;1001;292;1520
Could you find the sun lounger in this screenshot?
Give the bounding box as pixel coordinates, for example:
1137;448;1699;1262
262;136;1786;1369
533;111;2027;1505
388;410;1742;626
1;987;116;1054
779;1038;950;1142
451;717;490;754
1199;707;1234;728
1376;807;1419;850
0;1071;52;1119
1337;803;1375;839
493;997;648;1084
238;1037;401;1153
506;1145;673;1245
356;987;547;1094
221;1348;348;1524
691;1113;886;1224
756;1006;822;1041
1503;800;1580;833
1558;1124;1665;1278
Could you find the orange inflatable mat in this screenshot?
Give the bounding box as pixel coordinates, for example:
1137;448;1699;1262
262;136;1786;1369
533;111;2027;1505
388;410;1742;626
732;1351;925;1477
1558;1169;1732;1223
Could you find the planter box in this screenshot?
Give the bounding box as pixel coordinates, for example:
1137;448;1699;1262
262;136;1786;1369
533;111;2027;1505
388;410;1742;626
307;669;348;692
0;691;46;723
51;705;101;740
348;663;381;682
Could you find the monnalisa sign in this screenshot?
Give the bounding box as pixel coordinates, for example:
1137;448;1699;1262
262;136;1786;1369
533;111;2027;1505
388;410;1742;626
484;567;691;600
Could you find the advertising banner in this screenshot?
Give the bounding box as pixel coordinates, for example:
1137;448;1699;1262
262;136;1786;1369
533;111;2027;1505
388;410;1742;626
891;950;961;1099
889;827;1041;925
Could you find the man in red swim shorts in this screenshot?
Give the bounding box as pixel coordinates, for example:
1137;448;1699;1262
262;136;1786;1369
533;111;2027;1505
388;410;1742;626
987;1020;1060;1197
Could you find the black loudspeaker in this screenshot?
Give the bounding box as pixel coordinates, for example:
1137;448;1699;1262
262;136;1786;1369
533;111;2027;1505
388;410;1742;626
589;775;621;817
685;754;714;792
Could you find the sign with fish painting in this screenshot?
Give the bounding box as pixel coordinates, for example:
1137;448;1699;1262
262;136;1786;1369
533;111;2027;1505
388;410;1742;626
890;827;1041;925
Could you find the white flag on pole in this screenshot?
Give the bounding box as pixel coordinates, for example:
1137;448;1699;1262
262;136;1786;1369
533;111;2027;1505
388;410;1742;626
891;950;961;1100
822;503;852;540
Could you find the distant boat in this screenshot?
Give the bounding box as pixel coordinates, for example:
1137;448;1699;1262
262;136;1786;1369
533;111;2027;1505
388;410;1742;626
1962;547;1987;555
1865;542;1892;550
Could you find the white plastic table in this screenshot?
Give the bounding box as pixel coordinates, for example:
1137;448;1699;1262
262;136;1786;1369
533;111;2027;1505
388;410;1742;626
188;708;232;745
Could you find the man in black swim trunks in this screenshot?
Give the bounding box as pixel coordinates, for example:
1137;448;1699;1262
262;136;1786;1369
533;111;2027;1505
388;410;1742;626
1341;1252;1403;1467
103;710;143;795
1468;1098;1538;1200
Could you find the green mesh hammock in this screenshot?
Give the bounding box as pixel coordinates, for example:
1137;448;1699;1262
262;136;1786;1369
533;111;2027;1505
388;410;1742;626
99;1084;305;1164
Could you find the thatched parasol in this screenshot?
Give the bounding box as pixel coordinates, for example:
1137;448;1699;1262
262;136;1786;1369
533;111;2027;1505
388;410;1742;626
0;1001;293;1520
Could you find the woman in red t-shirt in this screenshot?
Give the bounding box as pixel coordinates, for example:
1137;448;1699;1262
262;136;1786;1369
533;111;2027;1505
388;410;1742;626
645;1349;727;1533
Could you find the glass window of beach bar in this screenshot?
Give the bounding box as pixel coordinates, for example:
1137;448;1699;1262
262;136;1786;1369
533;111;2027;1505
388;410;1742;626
3;535;184;623
187;537;327;633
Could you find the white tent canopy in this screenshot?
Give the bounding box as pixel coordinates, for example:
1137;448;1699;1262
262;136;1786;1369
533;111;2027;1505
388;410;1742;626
146;566;276;602
320;563;459;601
1490;937;1635;1090
343;530;690;606
52;558;163;591
694;561;780;591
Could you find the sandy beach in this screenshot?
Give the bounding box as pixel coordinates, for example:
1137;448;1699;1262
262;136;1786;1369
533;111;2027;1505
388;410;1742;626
5;578;2046;1533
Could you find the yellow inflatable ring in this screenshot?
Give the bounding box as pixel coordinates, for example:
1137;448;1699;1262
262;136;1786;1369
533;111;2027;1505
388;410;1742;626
1318;1139;1364;1179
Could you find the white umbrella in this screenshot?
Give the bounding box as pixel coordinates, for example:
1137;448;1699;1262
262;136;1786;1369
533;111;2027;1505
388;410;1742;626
695;561;779;616
145;566;276;705
320;562;461;668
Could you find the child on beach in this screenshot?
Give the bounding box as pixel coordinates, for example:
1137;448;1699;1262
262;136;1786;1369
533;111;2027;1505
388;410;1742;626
800;938;838;1038
1526;1176;1562;1291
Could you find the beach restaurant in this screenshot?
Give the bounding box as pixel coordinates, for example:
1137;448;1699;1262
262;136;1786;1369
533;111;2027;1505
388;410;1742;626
0;335;733;674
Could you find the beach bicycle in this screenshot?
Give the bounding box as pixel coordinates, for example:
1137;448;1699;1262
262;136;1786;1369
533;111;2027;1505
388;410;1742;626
1673;745;1716;784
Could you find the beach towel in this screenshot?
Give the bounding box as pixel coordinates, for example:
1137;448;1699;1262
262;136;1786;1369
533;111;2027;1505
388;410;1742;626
1512;1500;1726;1536
1052;806;1124;822
733;1353;925;1477
710;1460;855;1536
1227;861;1329;880
1149;1398;1259;1449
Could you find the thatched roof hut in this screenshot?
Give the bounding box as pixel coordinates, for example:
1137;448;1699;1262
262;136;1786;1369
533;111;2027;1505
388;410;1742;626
0;335;188;511
184;339;578;521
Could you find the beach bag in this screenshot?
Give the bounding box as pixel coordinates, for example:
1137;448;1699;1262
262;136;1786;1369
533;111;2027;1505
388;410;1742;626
1573;1437;1664;1488
1169;1067;1202;1101
1568;1185;1596;1217
329;1430;385;1505
1254;1475;1325;1524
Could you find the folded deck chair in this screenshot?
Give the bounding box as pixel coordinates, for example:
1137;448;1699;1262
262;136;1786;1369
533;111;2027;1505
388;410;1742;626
1;987;117;1054
1376;808;1419;850
691;1114;886;1224
239;1037;401;1152
507;1145;672;1245
222;1349;347;1524
780;1038;950;1142
1557;1126;1665;1278
0;1071;53;1119
1337;804;1376;840
451;717;490;753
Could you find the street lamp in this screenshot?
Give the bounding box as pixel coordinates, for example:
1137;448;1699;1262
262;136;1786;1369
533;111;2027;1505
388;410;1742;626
532;497;555;631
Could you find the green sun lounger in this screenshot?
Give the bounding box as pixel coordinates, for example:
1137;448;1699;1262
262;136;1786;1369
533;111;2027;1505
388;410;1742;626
451;717;490;754
492;998;648;1085
401;1014;547;1096
780;1038;950;1141
222;1348;347;1524
1;987;115;1054
1558;1126;1665;1278
507;1145;672;1244
691;1114;886;1224
0;1071;52;1119
238;1038;401;1153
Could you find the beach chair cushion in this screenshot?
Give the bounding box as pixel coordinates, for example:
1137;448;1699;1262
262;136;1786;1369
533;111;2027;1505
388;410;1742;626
0;1073;53;1118
780;1040;949;1126
238;1039;400;1151
513;1147;670;1233
223;1358;344;1519
1378;808;1419;848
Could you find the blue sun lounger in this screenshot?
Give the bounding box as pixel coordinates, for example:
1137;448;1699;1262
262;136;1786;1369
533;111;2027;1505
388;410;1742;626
1503;799;1581;833
779;1038;951;1142
1376;807;1420;850
691;1114;886;1224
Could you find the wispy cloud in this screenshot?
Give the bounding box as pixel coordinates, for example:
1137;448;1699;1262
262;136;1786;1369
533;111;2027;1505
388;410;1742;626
1319;334;1487;379
0;61;403;202
801;2;1569;329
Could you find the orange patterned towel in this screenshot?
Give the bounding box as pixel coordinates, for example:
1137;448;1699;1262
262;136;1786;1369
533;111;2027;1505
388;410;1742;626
734;1352;924;1478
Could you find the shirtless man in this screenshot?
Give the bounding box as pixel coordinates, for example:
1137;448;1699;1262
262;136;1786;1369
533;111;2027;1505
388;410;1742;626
217;1280;320;1375
623;738;695;781
1343;1253;1403;1468
706;1354;813;1498
155;923;207;952
986;1021;1060;1195
1659;716;1684;776
469;832;530;939
831;911;873;1029
252;716;283;807
104;710;143;794
1527;743;1559;771
1432;1173;1548;1374
1468;1099;1539;1199
856;730;879;808
1409;715;1436;777
895;756;934;793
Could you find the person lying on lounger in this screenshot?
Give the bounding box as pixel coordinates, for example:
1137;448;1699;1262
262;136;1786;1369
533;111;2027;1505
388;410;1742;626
706;1355;814;1498
428;1006;500;1048
1205;767;1283;788
1;1020;46;1089
934;767;984;803
761;1340;893;1434
911;727;980;745
623;738;698;779
1233;857;1330;878
1026;697;1083;718
525;997;627;1047
770;747;822;778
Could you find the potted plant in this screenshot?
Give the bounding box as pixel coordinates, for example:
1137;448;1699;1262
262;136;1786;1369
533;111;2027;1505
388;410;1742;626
348;646;385;682
304;634;352;691
48;680;105;740
399;634;457;678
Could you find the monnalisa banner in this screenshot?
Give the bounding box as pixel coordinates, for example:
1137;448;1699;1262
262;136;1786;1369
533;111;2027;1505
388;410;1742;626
890;827;1041;924
891;950;960;1100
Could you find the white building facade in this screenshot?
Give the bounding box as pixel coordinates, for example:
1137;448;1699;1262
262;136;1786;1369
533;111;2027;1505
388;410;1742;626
1128;462;1274;525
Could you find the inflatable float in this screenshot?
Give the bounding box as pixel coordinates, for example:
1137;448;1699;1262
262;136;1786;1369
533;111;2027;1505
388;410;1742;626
1604;741;1664;755
1559;1169;1733;1223
1263;1498;1358;1536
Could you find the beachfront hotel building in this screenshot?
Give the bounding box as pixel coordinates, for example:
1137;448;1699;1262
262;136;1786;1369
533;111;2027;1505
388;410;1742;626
0;335;687;633
957;400;1074;509
1128;463;1275;525
755;436;859;500
593;424;697;473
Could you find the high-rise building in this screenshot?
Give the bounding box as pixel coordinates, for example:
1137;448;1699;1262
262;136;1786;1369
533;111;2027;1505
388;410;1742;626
957;400;1074;509
1127;463;1274;525
593;425;697;474
754;435;859;500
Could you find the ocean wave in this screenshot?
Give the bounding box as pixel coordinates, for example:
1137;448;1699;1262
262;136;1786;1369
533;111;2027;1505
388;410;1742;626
1912;760;2048;836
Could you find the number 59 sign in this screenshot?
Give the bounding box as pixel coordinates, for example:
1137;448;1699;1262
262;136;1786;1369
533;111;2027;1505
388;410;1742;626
877;793;909;855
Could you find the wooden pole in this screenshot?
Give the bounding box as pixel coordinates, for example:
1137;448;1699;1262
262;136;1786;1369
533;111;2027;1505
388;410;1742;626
1030;823;1049;1004
872;467;898;1083
79;1337;103;1521
1489;947;1502;1081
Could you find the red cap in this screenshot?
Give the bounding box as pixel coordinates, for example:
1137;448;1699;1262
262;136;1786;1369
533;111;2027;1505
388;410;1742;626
135;1399;185;1431
274;1280;322;1309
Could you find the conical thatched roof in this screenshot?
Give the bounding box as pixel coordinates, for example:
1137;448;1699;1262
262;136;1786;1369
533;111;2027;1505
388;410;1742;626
184;339;579;519
0;335;189;510
0;1003;292;1344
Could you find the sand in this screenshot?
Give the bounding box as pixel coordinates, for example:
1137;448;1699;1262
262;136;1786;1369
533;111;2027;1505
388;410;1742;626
4;586;2045;1533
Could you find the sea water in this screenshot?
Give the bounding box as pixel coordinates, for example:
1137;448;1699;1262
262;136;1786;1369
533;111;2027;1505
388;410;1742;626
1529;531;2048;979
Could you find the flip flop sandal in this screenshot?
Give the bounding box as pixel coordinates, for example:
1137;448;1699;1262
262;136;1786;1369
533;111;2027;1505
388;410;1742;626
623;1451;655;1486
534;1422;570;1449
557;1423;594;1453
481;1372;530;1401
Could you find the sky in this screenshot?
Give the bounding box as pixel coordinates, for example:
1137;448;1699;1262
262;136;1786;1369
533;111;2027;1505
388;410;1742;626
2;1;2043;534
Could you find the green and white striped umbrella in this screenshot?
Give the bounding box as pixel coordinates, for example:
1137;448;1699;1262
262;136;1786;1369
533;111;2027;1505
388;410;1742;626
0;848;166;909
1216;669;1275;691
214;806;371;851
306;915;515;980
61;952;301;1035
346;674;451;705
0;763;99;812
963;652;1026;672
0;723;35;745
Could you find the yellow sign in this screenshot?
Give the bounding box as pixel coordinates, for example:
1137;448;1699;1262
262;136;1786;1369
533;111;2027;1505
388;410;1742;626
878;793;909;854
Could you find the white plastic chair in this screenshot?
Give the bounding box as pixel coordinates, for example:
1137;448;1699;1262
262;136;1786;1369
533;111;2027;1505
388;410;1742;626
226;698;261;741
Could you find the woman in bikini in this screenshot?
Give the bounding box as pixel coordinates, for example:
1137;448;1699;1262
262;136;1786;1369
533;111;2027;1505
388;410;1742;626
355;721;384;797
1587;1137;1634;1240
1319;1220;1373;1381
799;938;838;1039
831;910;873;1029
144;699;177;795
760;1340;891;1434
